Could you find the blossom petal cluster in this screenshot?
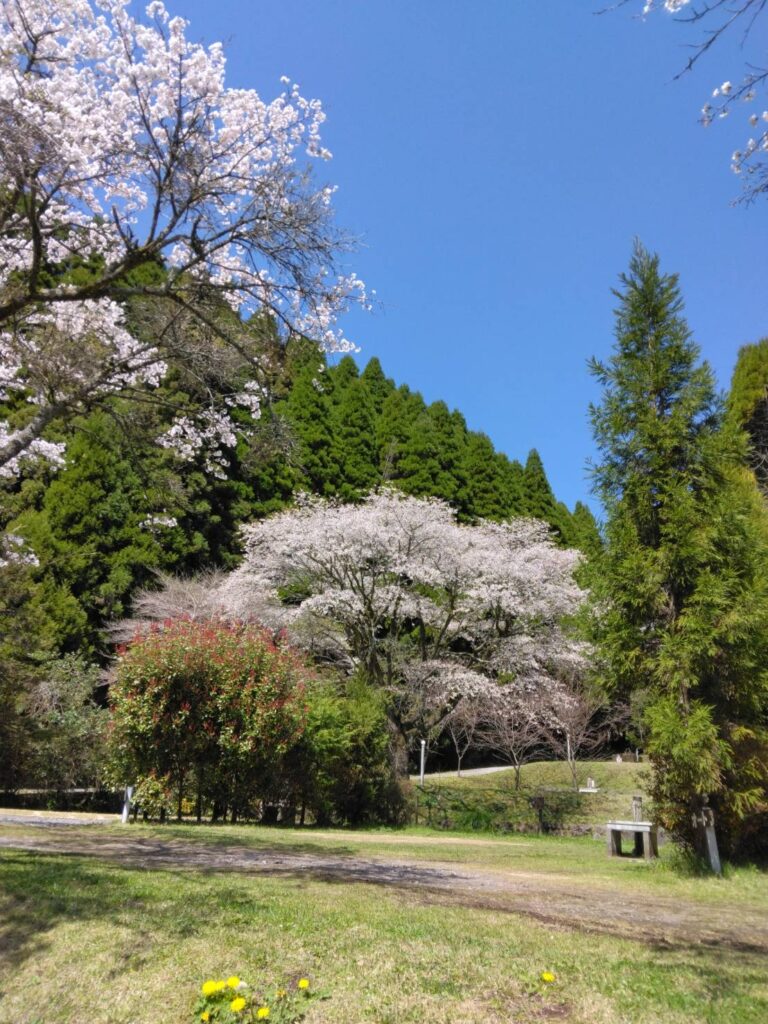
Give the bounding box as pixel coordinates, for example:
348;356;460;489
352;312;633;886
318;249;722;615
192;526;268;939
643;0;768;200
216;491;586;723
0;532;39;568
0;0;365;474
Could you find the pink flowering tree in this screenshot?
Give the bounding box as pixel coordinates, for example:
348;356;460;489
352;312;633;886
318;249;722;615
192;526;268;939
0;0;366;477
634;1;768;201
213;491;587;773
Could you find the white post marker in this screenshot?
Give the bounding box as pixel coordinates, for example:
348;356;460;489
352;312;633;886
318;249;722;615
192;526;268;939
121;785;134;824
419;739;426;786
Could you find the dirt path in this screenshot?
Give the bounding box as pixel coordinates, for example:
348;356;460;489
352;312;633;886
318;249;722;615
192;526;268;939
2;824;765;954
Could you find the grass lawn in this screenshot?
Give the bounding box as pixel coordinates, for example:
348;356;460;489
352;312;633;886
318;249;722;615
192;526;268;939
415;761;653;832
1;819;767;1024
424;759;647;792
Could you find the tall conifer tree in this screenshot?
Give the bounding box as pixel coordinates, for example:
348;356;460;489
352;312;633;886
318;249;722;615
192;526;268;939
497;455;526;517
587;243;768;856
282;350;337;495
331;377;379;500
462;432;507;520
522;449;573;542
727;338;768;492
377;386;425;482
570;502;602;557
397;402;466;505
327;355;359;403
360;357;395;416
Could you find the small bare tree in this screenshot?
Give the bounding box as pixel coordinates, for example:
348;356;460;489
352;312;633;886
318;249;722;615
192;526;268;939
536;686;627;790
478;689;543;791
110;571;228;643
442;698;487;778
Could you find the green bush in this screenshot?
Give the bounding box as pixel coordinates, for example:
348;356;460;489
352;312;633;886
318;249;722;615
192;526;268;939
282;677;406;826
107;619;309;822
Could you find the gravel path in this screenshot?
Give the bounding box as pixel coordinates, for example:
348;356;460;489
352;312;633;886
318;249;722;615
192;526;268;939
0;811;116;827
1;823;765;954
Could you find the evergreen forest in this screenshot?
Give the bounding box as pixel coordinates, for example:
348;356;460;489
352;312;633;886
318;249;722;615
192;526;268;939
0;340;598;666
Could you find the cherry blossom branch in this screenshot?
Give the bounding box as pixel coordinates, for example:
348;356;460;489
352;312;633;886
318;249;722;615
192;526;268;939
0;0;367;473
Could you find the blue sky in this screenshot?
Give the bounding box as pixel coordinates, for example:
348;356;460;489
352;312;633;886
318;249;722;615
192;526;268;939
170;0;765;512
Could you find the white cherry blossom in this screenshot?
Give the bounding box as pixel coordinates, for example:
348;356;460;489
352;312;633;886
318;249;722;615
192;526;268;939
0;0;366;473
0;532;39;567
641;0;768;201
215;491;586;739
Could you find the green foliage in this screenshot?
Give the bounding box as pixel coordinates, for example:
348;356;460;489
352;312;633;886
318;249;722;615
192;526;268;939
0;552;59;790
523;449;573;543
359;356;395;415
376;384;424;481
0;552;107;794
570;501;602;559
497;455;527;517
281;347;338;495
460;432;508;520
645;697;727;818
276;350;583;538
586;242;768;855
284;678;405;826
727;338;768;491
330;376;379;500
132;772;173;820
11;414;164;652
2;365;293;658
108;620;309;821
415;780;584;834
395;403;455;501
26;654;108;792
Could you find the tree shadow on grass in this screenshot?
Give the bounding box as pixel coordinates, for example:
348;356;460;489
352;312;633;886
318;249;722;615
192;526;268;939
1;845;767;1024
3;847;765;1024
0;851;143;972
0;849;285;976
3;831;768;978
0;834;472;967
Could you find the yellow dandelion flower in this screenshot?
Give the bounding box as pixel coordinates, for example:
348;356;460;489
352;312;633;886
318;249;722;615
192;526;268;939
201;981;218;997
541;971;556;984
201;1014;210;1023
297;978;310;990
226;976;241;989
256;1007;270;1019
214;981;227;993
230;996;247;1013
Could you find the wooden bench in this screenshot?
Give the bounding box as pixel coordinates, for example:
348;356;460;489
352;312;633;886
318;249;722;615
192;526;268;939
606;820;658;860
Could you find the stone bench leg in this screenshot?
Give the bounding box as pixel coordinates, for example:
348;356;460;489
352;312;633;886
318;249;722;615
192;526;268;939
644;830;658;859
607;829;622;856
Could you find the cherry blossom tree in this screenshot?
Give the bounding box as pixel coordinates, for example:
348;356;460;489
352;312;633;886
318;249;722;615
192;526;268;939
631;1;768;201
212;491;587;773
0;0;366;477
